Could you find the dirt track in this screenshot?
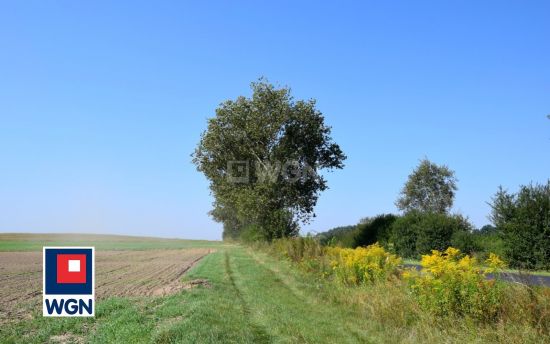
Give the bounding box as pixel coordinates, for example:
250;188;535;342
0;249;210;322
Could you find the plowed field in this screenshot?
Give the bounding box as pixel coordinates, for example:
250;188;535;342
0;248;210;323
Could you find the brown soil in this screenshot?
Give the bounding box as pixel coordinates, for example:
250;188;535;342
0;248;210;323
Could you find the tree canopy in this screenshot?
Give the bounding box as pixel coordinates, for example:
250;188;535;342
193;79;346;240
396;159;457;214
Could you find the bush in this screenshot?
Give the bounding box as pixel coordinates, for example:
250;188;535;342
262;239;550;333
472;230;505;259
415;213;473;255
327;243;402;285
389;212;474;258
451;230;480;255
316;225;358;247
389;212;421;257
239;224;266;243
353;214;397;248
490;181;550;269
404;247;507;322
270;236;330;273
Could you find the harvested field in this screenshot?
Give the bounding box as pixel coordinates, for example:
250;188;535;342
0;248;211;323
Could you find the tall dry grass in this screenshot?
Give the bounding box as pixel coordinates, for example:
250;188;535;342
265;237;550;343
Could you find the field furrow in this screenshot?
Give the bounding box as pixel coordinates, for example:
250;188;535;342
0;248;211;323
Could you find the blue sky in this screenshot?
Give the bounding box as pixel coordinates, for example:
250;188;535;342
1;1;548;240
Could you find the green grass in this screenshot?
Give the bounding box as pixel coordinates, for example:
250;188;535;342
1;246;375;343
0;247;380;343
0;233;222;251
2;236;547;343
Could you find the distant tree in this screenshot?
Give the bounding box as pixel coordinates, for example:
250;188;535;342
358;217;373;225
489;181;550;269
478;224;497;235
210;202;246;240
193;79;346;240
315;225;358;247
396;159;457;214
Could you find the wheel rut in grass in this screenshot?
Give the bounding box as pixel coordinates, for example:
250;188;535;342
243;249;368;343
224;251;273;343
247;250;312;304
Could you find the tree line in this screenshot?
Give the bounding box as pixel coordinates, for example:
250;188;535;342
193;80;550;270
318;159;550;270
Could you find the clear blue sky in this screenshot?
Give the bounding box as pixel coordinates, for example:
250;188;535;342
1;1;548;240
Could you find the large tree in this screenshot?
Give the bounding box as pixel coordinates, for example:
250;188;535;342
396;159;457;214
193;80;346;240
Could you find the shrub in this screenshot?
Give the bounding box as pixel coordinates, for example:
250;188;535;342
239;224;267;243
327;243;402;285
489;181;550;269
316;225;359;247
404;247;506;322
263;238;550;334
271;236;329;273
472;230;505;259
451;230;480;255
414;213;473;255
389;212;474;257
389;212;421;257
353;214;397;248
272;236;324;262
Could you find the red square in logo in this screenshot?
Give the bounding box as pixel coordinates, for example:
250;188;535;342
57;254;87;284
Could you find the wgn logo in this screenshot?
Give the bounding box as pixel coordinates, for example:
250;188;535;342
43;247;95;317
